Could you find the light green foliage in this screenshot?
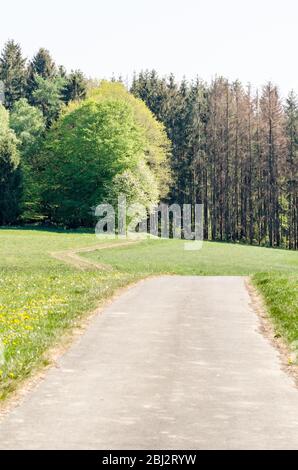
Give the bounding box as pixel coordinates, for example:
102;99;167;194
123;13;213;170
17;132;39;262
1;78;171;227
0;104;19;162
0;126;19;173
0;105;10;134
89;81;171;198
111;160;159;210
10;98;45;151
39;96;162;226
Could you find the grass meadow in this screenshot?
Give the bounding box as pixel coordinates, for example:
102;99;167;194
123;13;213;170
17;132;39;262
0;228;297;399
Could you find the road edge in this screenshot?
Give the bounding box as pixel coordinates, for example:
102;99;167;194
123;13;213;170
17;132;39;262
245;277;298;389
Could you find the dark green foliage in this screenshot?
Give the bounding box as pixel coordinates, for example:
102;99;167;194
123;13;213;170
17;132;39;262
285;91;298;249
131;71;298;249
27;48;56;100
0;106;21;224
23;48;67;127
58;65;67;78
0;158;22;225
131;70;167;121
0;40;27;109
63;70;87;103
10;99;46;221
29;48;56;78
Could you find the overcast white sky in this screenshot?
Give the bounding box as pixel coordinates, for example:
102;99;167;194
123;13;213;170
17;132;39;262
1;0;297;96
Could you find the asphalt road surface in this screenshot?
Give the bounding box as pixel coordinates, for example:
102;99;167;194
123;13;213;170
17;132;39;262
1;276;298;450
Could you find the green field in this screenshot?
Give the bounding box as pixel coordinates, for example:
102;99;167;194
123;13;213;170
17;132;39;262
83;238;298;275
0;228;297;400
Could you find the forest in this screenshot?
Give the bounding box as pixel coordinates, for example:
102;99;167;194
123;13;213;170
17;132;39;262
131;72;298;250
0;40;297;249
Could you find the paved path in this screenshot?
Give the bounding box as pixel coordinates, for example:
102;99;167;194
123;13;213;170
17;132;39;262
1;276;298;450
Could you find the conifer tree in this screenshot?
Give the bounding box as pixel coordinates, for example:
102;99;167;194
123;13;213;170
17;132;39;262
0;40;27;109
132;71;297;249
27;48;56;101
32;75;66;126
63;70;87;103
285;90;298;248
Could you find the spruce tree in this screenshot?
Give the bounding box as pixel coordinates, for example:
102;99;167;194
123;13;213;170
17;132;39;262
0;40;27;109
63;70;87;103
260;83;286;247
27;48;56;101
132;70;297;249
285;91;298;249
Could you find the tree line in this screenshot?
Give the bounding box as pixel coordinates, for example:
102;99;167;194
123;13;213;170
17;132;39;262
0;40;87;122
0;40;88;225
0;41;170;227
0;40;297;249
131;72;298;249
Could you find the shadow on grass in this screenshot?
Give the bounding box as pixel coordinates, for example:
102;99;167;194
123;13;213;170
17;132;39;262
0;225;94;235
204;239;292;252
